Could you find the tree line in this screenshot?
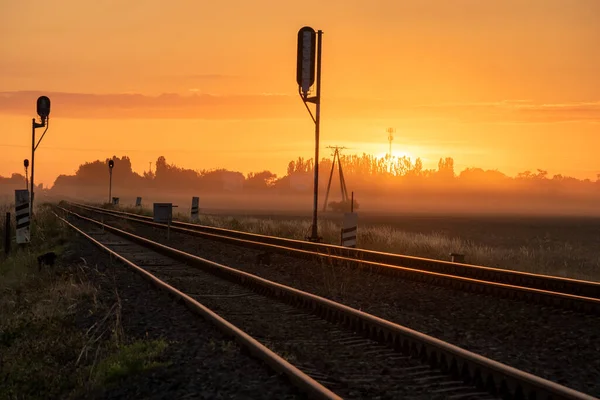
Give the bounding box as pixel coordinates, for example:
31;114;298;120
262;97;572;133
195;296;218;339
1;153;599;198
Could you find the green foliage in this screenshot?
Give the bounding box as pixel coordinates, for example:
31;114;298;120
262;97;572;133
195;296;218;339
207;338;239;354
93;340;168;385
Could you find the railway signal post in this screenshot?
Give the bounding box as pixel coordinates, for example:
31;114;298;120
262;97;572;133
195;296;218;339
107;160;114;204
24;159;29;190
30;96;51;217
296;26;323;243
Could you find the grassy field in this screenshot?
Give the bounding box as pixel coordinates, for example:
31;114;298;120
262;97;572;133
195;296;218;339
0;202;167;399
106;203;600;282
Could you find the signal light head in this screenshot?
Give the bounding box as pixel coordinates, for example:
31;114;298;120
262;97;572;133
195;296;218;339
36;96;51;120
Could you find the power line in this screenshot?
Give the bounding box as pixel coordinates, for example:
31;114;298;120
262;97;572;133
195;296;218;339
326;145;347;155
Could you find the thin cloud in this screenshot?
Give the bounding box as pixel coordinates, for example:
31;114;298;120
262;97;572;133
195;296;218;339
177;74;240;80
0;90;299;120
157;73;243;84
1;90;598;123
411;100;600;124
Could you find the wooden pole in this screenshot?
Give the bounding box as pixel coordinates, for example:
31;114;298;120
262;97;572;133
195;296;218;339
4;212;11;255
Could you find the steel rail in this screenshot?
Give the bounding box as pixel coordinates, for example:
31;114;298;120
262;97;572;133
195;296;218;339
58;205;597;400
65;201;600;299
55;212;341;400
63;202;600;314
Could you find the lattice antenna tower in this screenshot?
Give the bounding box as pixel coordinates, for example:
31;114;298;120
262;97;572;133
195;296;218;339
386;127;395;159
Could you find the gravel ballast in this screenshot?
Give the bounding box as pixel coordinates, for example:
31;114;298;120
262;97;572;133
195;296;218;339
66;226;308;400
66;215;500;399
74;209;600;398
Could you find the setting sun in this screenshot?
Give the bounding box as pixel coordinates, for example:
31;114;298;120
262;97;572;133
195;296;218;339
375;151;415;161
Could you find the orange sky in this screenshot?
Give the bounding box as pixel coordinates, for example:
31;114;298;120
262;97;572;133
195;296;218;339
1;0;599;187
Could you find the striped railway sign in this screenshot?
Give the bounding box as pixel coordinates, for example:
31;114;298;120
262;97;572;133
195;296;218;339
341;212;358;248
14;189;30;244
135;197;142;207
191;197;199;223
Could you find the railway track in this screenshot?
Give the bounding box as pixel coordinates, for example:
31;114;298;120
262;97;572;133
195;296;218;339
65;201;600;315
57;205;596;400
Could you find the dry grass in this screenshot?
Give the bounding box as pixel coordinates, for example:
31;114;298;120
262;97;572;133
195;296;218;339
0;203;167;399
0;202;13;255
0;204;93;399
197;214;600;282
98;203;600;282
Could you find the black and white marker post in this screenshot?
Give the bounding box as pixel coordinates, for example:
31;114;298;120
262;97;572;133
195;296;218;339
191;196;199;223
297;26;323;243
30;96;51;217
15;189;31;245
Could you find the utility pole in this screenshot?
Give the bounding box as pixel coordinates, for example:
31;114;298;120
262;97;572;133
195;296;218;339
323;146;349;212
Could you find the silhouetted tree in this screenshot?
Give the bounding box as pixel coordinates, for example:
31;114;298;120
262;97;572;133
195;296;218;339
437;157;455;180
35;150;600;206
246;171;277;191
